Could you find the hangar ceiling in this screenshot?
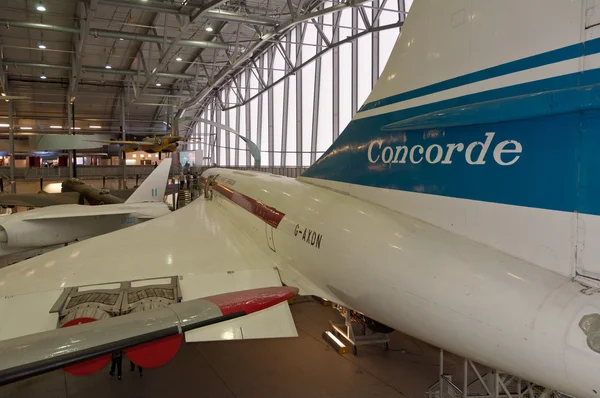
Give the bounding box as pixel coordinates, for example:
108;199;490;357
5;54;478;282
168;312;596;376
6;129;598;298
0;0;406;144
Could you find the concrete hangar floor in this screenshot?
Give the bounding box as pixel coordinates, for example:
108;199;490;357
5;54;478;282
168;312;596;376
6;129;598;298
0;299;455;398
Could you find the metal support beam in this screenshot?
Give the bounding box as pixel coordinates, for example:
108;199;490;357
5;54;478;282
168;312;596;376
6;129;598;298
351;8;359;116
245;69;251;166
372;0;380;89
281;33;291;167
120;94;127;185
1;20;234;51
311;18;332;47
69;0;97;101
67;97;74;178
4;61;206;82
8;100;14;193
0;59;7;92
234;76;241;166
358;6;371;30
98;0;279;25
224;90;230;166
295;24;303;167
208;102;216;164
267;48;275;167
256;56;264;166
311;15;323;165
215;99;221;165
332;10;340;141
71;102;77;178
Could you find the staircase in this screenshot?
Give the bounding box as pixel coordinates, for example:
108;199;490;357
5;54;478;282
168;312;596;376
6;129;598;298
176;189;191;209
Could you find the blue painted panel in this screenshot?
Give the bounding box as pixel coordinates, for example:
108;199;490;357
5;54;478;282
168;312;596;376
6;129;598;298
305;112;581;213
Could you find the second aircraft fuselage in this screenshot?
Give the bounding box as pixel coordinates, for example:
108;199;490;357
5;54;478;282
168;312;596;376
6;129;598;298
0;203;170;257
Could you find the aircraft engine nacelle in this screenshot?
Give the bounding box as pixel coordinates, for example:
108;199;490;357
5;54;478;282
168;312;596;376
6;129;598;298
0;220;85;249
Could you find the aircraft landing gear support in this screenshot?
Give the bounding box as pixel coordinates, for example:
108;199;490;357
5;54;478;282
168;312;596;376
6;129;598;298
427;349;561;398
328;306;390;355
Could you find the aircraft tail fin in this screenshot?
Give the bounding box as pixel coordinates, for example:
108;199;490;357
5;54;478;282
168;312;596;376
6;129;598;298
125;158;172;204
300;0;600;279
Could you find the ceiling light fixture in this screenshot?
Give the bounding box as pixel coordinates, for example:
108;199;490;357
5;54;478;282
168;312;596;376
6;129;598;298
50;126;62;129
36;4;46;11
40;73;46;79
175;56;182;61
155;82;161;87
205;24;213;32
105;64;112;69
70;127;81;130
89;125;102;129
1;93;5;97
19;127;33;130
38;42;46;49
119;37;124;41
0;124;9;128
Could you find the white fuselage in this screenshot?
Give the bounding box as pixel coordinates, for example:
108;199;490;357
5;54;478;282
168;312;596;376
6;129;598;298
0;203;170;258
202;168;600;398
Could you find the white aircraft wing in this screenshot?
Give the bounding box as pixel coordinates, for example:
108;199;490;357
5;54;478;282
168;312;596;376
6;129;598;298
17;204;160;221
0;198;297;345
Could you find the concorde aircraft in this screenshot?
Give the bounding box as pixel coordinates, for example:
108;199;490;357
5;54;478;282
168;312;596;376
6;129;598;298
3;2;600;397
0;159;172;265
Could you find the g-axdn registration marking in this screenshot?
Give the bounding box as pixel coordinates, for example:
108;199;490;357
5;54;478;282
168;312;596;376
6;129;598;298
294;224;323;249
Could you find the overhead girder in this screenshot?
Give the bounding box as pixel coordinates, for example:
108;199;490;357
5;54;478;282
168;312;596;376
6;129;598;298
176;0;376;114
0;20;238;52
3;61;208;83
97;0;280;26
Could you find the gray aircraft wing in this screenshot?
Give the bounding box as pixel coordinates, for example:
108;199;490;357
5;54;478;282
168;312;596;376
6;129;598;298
0;286;296;386
0;192;82;208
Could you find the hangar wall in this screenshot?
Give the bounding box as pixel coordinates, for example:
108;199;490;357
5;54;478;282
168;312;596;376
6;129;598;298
187;0;412;168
